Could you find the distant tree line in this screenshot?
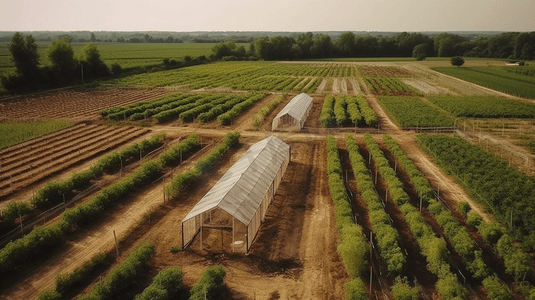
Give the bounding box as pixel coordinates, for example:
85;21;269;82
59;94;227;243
211;31;535;61
1;33;113;91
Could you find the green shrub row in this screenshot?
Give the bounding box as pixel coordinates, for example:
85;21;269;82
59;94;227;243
305;77;321;94
416;134;535;249
383;135;434;202
391;276;419;300
189;265;226;300
346;96;364;125
363;134;466;299
0;134;195;272
2;201;32;223
355;95;377;126
31;133;166;210
134;266;182;300
325;136;369;282
152;97;206;123
345;134;405;277
252;94;285;129
428;200;489;279
482;277;513;300
198;96;247;123
320;95;336;127
78;242;154;300
363;134;409;206
159;134;200;166
179;95;234;122
334;96;349;125
217;93;265;125
101;94;189;117
467;212;532;282
166;132;240;197
107;94;200;121
36;253;108;300
344;279;367;300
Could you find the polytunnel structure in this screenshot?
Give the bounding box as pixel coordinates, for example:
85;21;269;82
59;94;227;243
181;136;291;253
272;93;313;131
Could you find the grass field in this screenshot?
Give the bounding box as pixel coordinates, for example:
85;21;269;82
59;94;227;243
0;119;74;149
0;42;249;78
432;66;535;99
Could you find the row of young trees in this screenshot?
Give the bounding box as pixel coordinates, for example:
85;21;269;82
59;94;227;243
211;31;535;61
2;33;113;91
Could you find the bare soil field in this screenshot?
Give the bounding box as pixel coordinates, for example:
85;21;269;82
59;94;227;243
0;88;168;121
0;124;149;197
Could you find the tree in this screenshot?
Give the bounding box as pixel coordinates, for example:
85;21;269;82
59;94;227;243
335;32;356;57
47;36;76;78
8;32;40;80
310;34;333;58
451;56;465;67
79;43;110;79
412;44;427;61
90;32;96;43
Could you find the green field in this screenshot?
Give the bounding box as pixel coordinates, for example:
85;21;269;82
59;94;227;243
0;42;248;78
432;66;535;99
377;96;454;127
0;119;74;149
428;96;535;118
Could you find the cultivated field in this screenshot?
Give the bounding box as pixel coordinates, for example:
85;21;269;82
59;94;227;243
0;60;534;300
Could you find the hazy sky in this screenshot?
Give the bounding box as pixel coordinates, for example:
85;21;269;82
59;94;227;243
1;0;534;32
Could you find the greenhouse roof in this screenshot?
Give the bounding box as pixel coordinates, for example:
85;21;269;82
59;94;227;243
273;93;313;123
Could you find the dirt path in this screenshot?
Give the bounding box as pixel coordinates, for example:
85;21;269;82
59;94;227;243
231;93;282;132
356;78;400;132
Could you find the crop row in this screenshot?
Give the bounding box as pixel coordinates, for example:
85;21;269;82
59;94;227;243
364;134;466;299
0;134;202;273
166;132;240;197
432;67;535;99
325;136;368;299
377;96;454;128
417;134;535;250
363;77;416;96
189;265;227;300
357;65;413;77
1;134;167;228
252;94;286;129
320;95;377;127
428;96;535;118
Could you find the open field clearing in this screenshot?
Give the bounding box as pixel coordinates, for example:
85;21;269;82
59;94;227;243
1;60;535;300
433;66;535;99
0;119;74;149
0;88;168;121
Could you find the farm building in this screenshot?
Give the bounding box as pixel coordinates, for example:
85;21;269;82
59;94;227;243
181;136;291;253
272;93;313;131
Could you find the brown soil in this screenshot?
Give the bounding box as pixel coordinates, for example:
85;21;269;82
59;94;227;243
0;88;168;121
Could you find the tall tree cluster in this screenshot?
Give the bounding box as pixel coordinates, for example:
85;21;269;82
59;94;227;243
1;33;110;91
244;31;534;61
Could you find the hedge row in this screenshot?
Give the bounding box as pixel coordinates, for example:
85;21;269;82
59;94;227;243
383;135;434;202
134;266;182;300
428;200;489;279
252;94;285;129
346;96;363;125
198;96;247;123
31;133;166;210
0;134;197;272
384;135;489;279
159;134;200;166
166;132;240;197
78;242;154;300
363;134;465;299
334;96;348;125
467;212;532;282
179;95;234;122
320;95;336;127
189;265;226;300
345;135;405;277
325;136;369;285
217;93;265;125
355;95;378;127
36;253;108;300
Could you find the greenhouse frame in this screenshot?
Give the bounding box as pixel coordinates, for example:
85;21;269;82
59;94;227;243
181;136;291;253
272;93;313;131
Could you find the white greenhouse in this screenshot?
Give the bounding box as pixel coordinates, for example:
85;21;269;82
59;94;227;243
181;136;290;253
272;93;313;131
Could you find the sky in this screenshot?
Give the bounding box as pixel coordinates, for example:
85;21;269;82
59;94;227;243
1;0;534;32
